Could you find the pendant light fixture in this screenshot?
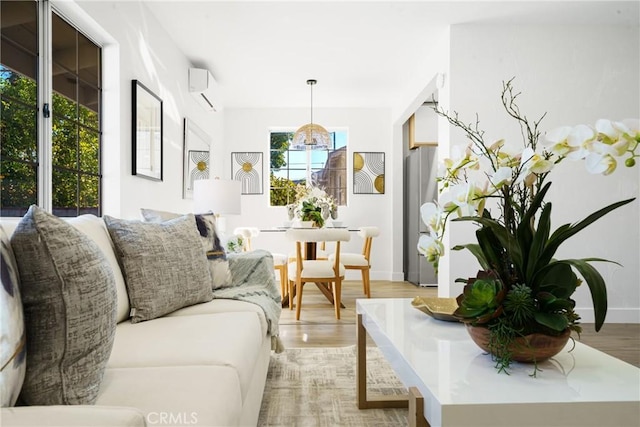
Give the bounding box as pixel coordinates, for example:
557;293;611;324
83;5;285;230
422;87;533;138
291;79;331;150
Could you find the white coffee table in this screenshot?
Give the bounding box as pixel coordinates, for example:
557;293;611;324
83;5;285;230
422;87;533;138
356;298;640;427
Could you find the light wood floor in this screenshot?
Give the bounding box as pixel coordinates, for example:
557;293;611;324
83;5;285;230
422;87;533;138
278;280;640;368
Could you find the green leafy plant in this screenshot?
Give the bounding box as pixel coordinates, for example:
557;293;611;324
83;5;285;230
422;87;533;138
301;200;324;228
419;79;638;373
288;185;337;227
225;235;245;253
454;271;505;324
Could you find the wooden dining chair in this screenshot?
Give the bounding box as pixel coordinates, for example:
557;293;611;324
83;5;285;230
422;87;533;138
329;226;379;298
286;228;351;320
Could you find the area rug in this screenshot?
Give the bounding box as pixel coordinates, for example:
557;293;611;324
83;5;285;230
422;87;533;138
258;346;408;426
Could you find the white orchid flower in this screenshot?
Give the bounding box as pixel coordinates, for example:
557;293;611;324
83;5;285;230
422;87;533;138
543;126;572;156
543;125;594;160
591;119;631;156
417;234;445;264
585;152;617;175
420;202;444;234
444;183;483;217
516;147;554;185
443;144;480;180
489;167;513;191
619;119;639;139
308;187;326;198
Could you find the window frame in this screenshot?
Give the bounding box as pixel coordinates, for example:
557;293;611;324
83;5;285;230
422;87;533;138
0;0;104;217
269;129;348;207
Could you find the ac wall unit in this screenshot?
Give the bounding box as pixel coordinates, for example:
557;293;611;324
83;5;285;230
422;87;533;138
188;68;222;112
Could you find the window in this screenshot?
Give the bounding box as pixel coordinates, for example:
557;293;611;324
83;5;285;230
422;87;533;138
1;1;102;217
270;130;347;206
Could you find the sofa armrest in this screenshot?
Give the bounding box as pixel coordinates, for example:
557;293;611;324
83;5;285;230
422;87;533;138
227;249;276;287
223;249;284;352
1;406;147;427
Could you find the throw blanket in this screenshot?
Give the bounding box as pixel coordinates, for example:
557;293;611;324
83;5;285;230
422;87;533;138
216;250;284;353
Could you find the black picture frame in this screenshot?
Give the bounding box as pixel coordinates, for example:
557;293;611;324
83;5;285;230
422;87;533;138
132;80;163;181
231;152;263;194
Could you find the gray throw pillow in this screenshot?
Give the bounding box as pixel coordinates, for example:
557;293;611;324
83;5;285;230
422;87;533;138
0;225;26;407
104;214;214;323
140;209;233;289
10;205;117;405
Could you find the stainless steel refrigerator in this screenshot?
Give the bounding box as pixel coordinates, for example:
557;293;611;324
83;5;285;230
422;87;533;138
404;146;438;286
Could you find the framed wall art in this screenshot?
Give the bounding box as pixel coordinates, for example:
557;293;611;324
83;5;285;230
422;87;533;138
353;152;385;194
183;118;211;199
231;152;263;194
132;80;163;181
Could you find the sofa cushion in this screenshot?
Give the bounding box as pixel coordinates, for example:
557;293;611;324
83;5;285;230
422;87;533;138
97;366;243;427
0;225;26;407
166;298;268;337
10;205;117;405
0;405;147;426
108;312;264;401
104;214;214;323
140;209;232;289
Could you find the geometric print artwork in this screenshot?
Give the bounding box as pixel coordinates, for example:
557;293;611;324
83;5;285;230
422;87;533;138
187;150;210;193
353;152;385;194
232;152;263;194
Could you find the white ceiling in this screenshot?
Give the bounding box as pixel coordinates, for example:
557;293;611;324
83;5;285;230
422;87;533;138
143;1;639;109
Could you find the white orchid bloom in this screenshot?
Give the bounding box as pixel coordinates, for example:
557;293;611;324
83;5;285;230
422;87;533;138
489;167;513;192
543;125;594;160
420;202;444;234
543;126;572;156
308;187;327;198
619;119;639;139
566;124;596;160
446;182;483;217
585;152;617;175
417;234;445;264
591;119;631;156
516;147;554;185
443;144;480;180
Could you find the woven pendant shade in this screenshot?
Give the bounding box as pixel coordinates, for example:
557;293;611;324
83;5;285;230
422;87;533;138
292;79;330;150
292;123;331;149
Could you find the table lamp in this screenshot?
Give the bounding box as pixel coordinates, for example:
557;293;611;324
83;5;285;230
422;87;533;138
193;178;241;234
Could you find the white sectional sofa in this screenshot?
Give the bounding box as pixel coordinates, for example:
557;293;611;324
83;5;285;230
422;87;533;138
0;208;278;427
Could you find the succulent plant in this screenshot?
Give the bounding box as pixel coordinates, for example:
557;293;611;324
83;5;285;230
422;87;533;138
454;271;505;324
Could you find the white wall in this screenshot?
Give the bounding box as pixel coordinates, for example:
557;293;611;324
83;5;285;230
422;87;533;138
391;29;451;283
441;24;640;323
76;1;224;219
223;107;394;280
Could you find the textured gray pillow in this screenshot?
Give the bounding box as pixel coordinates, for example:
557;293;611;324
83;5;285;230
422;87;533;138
10;205;117;405
0;225;26;407
104;214;214;323
140;209;232;289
